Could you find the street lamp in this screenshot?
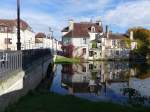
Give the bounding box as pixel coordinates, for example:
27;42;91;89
17;0;21;50
49;27;54;49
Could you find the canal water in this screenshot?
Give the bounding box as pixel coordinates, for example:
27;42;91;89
50;61;150;106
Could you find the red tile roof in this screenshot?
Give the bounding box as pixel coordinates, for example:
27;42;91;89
62;22;103;38
35;32;46;38
107;33;126;40
0;19;31;32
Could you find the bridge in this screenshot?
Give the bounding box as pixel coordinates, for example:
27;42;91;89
0;49;55;112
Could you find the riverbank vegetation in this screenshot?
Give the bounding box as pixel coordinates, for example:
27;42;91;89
55;55;80;63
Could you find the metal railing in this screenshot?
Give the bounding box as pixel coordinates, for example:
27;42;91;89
0;51;22;78
0;49;52;78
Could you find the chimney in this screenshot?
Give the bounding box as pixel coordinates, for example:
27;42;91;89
130;31;134;41
96;18;102;26
106;25;109;38
69;19;74;31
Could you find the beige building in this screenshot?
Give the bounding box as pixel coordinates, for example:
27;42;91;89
35;32;62;54
0;19;35;50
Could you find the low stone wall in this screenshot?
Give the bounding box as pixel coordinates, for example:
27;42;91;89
0;57;53;112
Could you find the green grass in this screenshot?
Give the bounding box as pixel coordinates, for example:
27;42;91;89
5;89;150;112
55;55;80;64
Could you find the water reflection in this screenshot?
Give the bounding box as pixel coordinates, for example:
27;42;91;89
50;61;150;106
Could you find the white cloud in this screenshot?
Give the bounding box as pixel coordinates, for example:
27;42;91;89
0;0;150;40
104;0;150;28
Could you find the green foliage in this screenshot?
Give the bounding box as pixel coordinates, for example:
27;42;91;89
91;40;97;48
55;55;80;64
128;27;150;58
124;38;131;48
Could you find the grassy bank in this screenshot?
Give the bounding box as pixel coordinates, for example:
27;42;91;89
5;89;150;112
55;55;80;63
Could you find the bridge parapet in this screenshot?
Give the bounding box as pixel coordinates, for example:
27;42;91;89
22;49;52;69
0;49;52;79
0;51;22;79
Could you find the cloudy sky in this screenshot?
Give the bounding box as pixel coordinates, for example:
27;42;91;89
0;0;150;40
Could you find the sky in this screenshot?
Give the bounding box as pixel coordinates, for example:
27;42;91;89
0;0;150;40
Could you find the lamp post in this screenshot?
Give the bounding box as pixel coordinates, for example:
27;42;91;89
49;27;54;50
6;26;8;50
17;0;21;50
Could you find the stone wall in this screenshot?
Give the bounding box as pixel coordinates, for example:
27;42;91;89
0;57;53;112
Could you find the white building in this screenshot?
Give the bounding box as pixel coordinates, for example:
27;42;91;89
62;20;103;59
35;32;62;54
0;19;35;50
62;20;137;60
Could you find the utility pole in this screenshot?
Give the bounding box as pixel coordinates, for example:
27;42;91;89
6;26;8;50
17;0;21;50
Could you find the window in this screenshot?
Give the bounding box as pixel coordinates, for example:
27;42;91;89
89;64;94;70
83;38;87;44
116;51;119;55
89;51;93;57
100;53;101;56
4;38;12;44
64;38;71;44
0;26;5;32
97;40;101;43
83;48;86;54
91;26;95;33
82;66;86;72
112;40;116;46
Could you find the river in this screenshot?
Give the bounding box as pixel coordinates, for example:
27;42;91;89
50;61;150;106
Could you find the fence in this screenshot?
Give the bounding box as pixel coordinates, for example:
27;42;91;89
0;49;52;79
0;51;22;79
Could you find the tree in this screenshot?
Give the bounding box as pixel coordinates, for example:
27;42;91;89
124;38;131;48
61;44;74;58
127;27;150;59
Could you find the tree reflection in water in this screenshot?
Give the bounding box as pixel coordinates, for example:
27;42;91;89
50;61;150;106
122;88;150;106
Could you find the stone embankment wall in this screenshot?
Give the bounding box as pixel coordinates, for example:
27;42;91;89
0;57;53;112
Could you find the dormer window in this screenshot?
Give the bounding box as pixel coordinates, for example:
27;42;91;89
91;26;95;33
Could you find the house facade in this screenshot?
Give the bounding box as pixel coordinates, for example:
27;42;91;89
35;32;62;54
0;19;35;50
62;20;103;59
62;20;137;60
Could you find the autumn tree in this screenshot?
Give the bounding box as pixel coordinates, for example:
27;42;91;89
61;44;74;58
127;27;150;59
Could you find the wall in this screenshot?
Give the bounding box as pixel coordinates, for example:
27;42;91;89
0;28;35;50
63;37;89;59
0;57;53;112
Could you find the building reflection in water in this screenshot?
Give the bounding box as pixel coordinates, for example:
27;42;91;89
50;61;150;106
61;62;132;94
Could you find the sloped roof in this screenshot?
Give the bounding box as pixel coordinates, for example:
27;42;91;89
107;33;126;40
35;32;46;38
0;19;31;31
62;27;69;32
62;22;103;38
